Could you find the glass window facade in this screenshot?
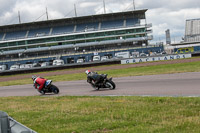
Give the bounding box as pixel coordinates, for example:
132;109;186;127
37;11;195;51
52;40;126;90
0;26;149;52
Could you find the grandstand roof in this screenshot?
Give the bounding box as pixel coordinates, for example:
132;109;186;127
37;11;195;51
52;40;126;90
0;9;147;33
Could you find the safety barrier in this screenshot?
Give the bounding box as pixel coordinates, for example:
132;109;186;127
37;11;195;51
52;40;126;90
0;111;37;133
0;59;121;76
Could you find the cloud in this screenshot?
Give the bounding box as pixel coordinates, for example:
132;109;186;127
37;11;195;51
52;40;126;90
137;0;200;10
0;0;200;44
147;7;200;43
79;2;99;8
0;0;16;15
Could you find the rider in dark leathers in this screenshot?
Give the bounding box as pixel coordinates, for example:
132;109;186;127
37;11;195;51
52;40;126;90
85;70;104;88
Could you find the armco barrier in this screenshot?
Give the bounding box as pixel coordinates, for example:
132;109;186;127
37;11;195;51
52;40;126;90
9;117;37;133
0;111;11;133
0;59;121;76
0;111;37;133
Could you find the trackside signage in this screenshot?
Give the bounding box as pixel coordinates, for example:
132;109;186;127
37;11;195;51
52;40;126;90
121;54;192;64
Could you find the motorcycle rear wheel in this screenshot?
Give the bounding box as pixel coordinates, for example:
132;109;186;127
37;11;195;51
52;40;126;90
50;85;59;94
105;80;116;90
40;90;45;95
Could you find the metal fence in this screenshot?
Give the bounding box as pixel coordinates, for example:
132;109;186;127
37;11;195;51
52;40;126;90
0;111;37;133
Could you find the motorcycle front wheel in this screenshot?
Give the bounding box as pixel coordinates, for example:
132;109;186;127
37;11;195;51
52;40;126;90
105;80;116;90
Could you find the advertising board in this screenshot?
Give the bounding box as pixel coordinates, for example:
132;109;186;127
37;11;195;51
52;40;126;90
121;54;192;64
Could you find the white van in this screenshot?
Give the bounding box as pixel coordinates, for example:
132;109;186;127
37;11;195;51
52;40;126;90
0;65;7;71
115;51;130;58
33;63;41;67
20;64;33;69
10;65;20;70
140;53;148;57
25;64;33;68
101;56;109;61
93;55;101;61
53;59;64;66
20;64;26;69
77;59;84;63
41;62;50;67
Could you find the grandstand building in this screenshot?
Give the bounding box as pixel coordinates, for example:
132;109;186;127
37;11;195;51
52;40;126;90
0;9;162;69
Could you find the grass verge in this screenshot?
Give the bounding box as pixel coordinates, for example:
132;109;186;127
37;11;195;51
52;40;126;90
1;59;200;132
1;96;200;133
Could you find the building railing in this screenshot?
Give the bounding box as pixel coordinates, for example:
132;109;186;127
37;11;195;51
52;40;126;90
0;23;152;43
0;35;153;56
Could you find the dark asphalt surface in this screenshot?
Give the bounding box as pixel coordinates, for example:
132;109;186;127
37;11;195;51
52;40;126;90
0;72;200;97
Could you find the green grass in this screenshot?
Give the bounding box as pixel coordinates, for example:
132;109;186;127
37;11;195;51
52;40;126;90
106;61;200;77
1;59;200;132
1;61;200;86
1;96;200;133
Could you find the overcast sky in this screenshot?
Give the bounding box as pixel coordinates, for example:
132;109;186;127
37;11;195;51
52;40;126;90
0;0;200;44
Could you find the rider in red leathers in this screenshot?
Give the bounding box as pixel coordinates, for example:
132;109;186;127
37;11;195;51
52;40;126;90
32;75;47;94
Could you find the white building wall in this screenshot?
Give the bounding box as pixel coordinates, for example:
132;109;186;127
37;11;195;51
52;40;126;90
185;19;200;42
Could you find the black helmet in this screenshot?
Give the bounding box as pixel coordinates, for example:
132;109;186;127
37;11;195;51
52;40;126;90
32;75;37;81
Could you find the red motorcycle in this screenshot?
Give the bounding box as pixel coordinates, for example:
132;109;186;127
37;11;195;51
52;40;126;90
37;80;59;95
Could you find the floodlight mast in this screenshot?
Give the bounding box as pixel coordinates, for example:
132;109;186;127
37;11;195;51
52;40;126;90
133;0;136;10
46;7;49;20
18;11;21;24
74;4;77;17
103;0;106;14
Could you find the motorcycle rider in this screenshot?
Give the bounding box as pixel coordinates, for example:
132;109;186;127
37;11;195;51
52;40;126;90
32;75;47;94
85;70;104;89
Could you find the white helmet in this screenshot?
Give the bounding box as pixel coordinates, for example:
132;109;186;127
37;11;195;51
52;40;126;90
32;75;37;81
85;70;91;75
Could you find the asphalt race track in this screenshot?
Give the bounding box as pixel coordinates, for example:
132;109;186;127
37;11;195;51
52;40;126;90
0;72;200;97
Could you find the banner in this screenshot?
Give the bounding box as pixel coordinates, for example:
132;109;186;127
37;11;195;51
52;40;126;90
121;54;192;64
